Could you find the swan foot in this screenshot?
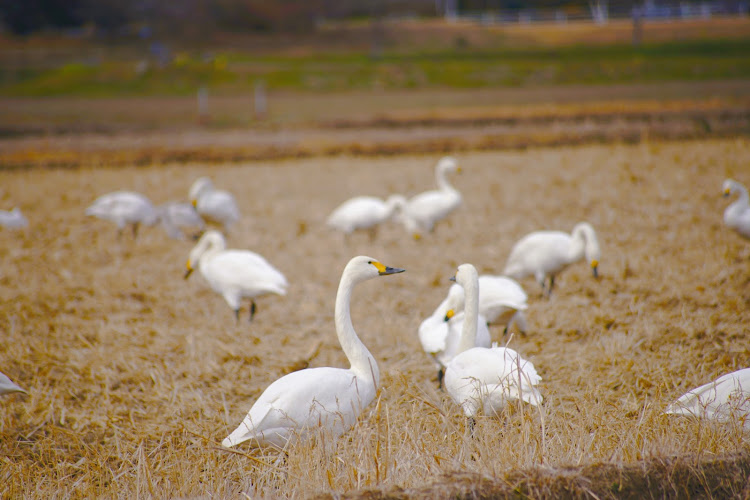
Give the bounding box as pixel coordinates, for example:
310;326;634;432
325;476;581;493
249;301;257;322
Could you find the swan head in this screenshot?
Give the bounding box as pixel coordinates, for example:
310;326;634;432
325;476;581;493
574;222;601;278
436;156;459;175
189;176;214;203
723;179;741;198
451;263;479;289
343;255;405;284
185;230;226;278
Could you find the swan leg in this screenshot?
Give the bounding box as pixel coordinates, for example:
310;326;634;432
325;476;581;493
437;367;445;390
249;300;257;322
234;309;240;323
468;417;476;436
548;275;556;297
132;222;140;239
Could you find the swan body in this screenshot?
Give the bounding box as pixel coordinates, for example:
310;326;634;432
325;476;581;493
665;368;750;426
0;371;27;396
158;201;205;240
443;275;529;333
189;177;240;231
723;179;750;239
222;255;405;448
444;263;542;420
185;230;287;322
503;222;600;296
326;195;406;235
85;191;159;237
0;207;28;229
399;157;462;237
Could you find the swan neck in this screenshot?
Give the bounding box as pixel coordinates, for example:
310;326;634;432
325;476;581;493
457;275;480;354
436;165;455;192
335;270;380;385
568;226;589;263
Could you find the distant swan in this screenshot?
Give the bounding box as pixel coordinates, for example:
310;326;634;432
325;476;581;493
222;255;405;448
0;207;28;229
185;230;287;322
157;201;205;240
399;157;462;238
723;179;750;240
189;177;240;232
503;222;600;296
326;195;406;239
85;191;159;238
665;368;750;427
0;371;27;396
444;263;542;426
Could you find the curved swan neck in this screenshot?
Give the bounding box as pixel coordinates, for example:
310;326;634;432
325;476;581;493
435;162;456;193
196;233;225;267
335;269;380;385
457;267;480;354
734;182;749;205
569;223;598;263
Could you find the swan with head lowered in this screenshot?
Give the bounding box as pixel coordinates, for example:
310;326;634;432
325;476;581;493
503;222;600;297
85;191;159;238
444;263;542;428
189;177;240;232
222;256;405;449
157;201;205;240
398;157;462;239
0;370;27;396
185;230;287;322
326;194;406;240
722;179;750;240
0;207;28;229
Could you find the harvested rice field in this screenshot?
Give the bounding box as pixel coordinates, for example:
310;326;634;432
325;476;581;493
1;137;750;497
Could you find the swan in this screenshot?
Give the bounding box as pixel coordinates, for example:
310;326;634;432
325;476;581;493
723;179;750;240
157;201;205;240
503;222;601;296
444;263;542;426
443;274;529;334
0;207;28;229
85;191;159;238
222;255;405;449
185;230;287;322
189;177;240;231
665;368;750;427
326;195;406;239
0;371;27;396
399;157;462;238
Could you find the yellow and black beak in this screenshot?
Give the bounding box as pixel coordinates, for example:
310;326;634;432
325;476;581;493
371;261;405;276
591;260;599;279
191;199;198;207
184;261;194;279
444;308;455;322
723;188;731;197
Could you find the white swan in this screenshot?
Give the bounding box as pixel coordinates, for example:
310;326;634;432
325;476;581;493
222;255;405;448
185;230;287;322
723;179;750;240
399;157;462;238
503;222;601;296
0;371;27;396
157;201;205;240
443;274;529;334
665;368;750;427
189;177;240;231
326;195;406;239
444;263;542;424
0;207;28;229
85;191;159;238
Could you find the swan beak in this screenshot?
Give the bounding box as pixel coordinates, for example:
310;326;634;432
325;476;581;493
184;261;194;279
456;166;462;174
591;260;599;279
444;309;455;322
723;188;731;197
191;199;198;207
371;261;405;276
449;275;456;282
413;233;421;241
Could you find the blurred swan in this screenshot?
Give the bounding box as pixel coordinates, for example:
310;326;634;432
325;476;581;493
503;222;601;296
723;179;750;240
0;371;27;396
185;230;287;322
189;177;240;231
158;201;205;240
399;157;462;238
222;255;405;448
0;207;28;229
665;368;750;427
85;191;159;238
444;263;542;425
326;195;406;239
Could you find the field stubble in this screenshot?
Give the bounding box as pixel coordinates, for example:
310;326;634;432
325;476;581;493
1;137;750;497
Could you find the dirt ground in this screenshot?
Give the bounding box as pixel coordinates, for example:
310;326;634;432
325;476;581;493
1;136;749;497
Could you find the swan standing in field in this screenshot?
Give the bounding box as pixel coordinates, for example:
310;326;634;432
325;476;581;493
399;156;462;239
189;177;240;232
326;195;406;240
85;191;159;238
185;230;287;322
0;371;27;396
444;263;542;427
665;368;750;427
722;179;750;240
158;201;205;240
0;207;28;229
222;255;405;449
503;222;601;297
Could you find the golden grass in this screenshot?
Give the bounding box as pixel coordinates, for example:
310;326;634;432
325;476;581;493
1;137;750;497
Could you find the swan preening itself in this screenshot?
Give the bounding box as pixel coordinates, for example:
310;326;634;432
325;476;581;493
0;371;27;396
0;207;28;229
723;179;750;240
222;256;405;449
85;191;159;238
503;222;601;296
665;368;750;428
443;264;542;424
185;230;287;322
157;201;205;240
189;177;240;232
326;195;406;238
399;157;462;238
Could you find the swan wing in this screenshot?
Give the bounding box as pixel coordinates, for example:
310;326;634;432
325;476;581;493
666;368;750;421
503;231;572;279
0;371;27;395
326;196;388;232
197;191;240;227
203;251;288;296
405;190;461;227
